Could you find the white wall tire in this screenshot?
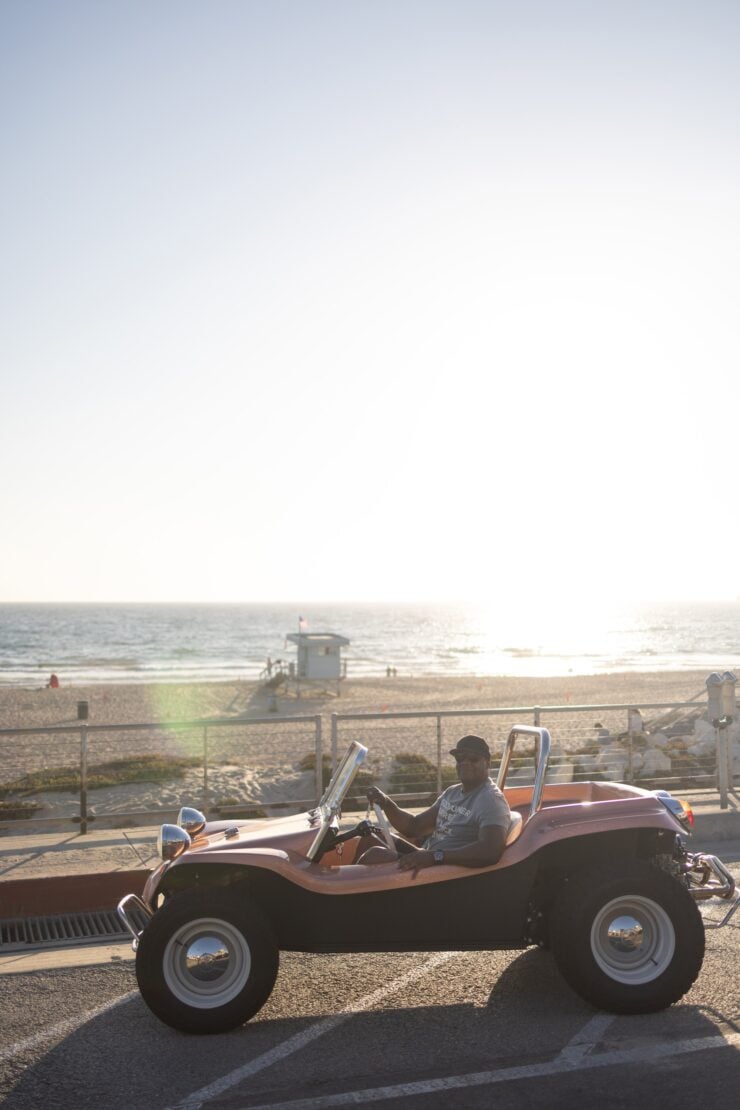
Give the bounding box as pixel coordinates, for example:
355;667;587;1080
589;894;675;986
162;917;253;1009
550;860;704;1013
136;887;278;1033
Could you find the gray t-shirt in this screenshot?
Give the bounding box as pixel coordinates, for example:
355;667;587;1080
423;779;511;852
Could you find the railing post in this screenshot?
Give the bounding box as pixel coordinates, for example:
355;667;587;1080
331;713;338;772
717;726;729;809
79;725;88;835
534;707;541;726
203;727;210;813
436;716;442;794
708;672;729;809
314;716;323;804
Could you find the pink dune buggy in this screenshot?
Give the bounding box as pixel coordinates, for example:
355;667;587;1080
118;727;738;1033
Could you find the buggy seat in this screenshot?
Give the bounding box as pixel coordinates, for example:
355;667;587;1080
504;809;524;847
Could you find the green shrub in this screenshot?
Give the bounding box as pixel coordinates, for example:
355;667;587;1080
212;802;267;819
298;751;333;789
389;752;437;795
0;755;202;797
387;751;459;797
0;799;42;820
344;768;376;806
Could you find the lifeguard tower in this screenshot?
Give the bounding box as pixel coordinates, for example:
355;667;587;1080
285;632;350;696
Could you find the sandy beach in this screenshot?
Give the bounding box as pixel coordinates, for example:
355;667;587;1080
0;671;719;832
0;670;713;732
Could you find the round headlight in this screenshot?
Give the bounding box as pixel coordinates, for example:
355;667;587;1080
177;806;206;836
157;824;192;862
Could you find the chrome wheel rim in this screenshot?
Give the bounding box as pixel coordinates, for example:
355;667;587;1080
163;917;251;1008
590;895;675;984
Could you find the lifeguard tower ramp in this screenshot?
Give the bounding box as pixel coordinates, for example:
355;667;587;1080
285;632;349;697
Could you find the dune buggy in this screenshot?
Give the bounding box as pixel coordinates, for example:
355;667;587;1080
119;727;738;1033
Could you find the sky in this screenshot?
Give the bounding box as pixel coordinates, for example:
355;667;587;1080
1;0;739;607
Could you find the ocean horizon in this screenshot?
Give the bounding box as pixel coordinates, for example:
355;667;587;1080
1;601;739;687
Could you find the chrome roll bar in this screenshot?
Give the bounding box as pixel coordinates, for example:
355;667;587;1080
496;726;551;816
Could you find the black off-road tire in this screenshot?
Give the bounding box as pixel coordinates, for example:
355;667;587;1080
550;859;704;1014
136;887;279;1033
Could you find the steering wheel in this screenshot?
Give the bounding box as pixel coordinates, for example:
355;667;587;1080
372;803;395;851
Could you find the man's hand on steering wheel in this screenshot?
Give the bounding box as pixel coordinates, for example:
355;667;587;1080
364;788;395;849
366;786;389;809
398;849;435;874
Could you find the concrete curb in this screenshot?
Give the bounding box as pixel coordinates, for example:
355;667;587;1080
1;869;147;919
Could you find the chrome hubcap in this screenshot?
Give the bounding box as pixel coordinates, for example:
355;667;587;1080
184;936;231;982
163;917;251;1008
591;895;675;985
605;914;644;953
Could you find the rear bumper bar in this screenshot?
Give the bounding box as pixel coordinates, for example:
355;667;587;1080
684;851;738;929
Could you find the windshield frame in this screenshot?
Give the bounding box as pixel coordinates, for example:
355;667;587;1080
306;740;368;861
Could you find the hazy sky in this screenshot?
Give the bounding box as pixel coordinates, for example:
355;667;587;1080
2;1;738;605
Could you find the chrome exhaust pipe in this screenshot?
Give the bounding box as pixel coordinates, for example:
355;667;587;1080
683;852;738;929
683;852;735;899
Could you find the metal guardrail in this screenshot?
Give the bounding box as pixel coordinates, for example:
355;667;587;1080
331;698;739;807
1;695;737;834
0;715;323;833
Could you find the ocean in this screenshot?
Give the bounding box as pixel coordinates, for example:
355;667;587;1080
0;601;739;686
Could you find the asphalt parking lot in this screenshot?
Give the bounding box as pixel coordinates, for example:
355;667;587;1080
1;857;738;1110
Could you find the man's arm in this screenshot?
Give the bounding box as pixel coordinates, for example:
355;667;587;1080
398;823;508;872
366;786;440;839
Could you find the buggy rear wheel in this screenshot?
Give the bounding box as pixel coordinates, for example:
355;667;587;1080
136;887;278;1033
550;860;704;1014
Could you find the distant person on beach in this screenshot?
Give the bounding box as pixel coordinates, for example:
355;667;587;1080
594;722;610;745
47;673;59;689
359;735;510;872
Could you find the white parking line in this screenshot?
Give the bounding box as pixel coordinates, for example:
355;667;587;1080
555;1012;615;1063
0;991;138;1066
168;952;457;1110
230;1030;740;1110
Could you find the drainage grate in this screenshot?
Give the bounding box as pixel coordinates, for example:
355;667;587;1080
0;906;150;952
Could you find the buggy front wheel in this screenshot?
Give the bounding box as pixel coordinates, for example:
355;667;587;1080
549;860;704;1014
136;887;279;1033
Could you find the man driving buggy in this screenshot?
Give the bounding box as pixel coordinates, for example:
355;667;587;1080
359;734;511;872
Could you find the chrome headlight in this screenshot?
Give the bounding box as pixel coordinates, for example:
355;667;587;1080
157;824;192;862
177;806;206;836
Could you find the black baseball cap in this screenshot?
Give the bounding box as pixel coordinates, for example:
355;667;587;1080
449;735;490;759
